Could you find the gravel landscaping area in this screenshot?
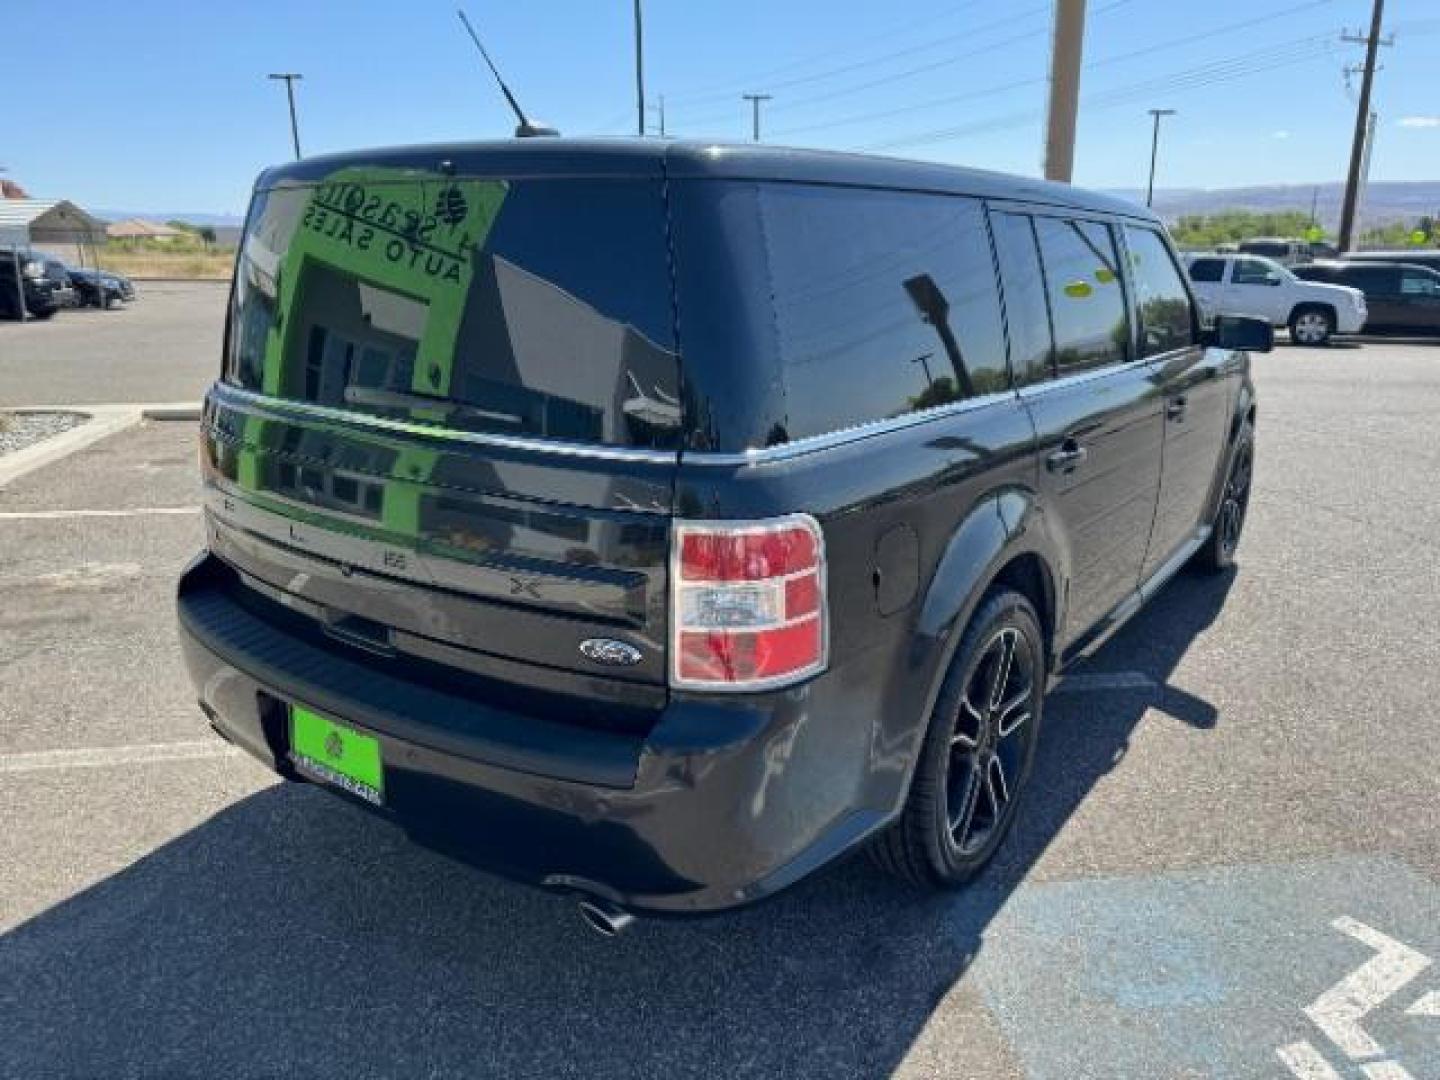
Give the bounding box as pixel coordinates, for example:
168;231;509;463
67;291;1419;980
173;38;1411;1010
0;412;88;457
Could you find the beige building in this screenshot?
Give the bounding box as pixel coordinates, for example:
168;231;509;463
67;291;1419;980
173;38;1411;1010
106;218;185;242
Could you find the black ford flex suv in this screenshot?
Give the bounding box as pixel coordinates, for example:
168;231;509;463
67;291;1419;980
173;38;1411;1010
177;141;1268;929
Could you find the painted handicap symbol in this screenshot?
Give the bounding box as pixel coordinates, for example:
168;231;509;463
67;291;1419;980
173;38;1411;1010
1278;917;1437;1079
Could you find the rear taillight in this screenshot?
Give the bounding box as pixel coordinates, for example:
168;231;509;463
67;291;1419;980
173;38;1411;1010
670;514;828;691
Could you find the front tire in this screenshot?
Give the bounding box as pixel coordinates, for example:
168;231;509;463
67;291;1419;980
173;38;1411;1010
1289;305;1334;346
871;590;1045;888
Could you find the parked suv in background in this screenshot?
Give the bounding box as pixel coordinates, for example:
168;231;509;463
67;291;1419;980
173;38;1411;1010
1185;253;1366;345
1341;249;1440;275
0;253;59;319
177;141;1269;928
1294;260;1440;336
1236;237;1310;265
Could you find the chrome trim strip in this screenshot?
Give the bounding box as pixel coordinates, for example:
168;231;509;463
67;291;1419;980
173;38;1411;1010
1014;359;1155;403
209;383;1018;470
681;389;1019;467
208;384;681;466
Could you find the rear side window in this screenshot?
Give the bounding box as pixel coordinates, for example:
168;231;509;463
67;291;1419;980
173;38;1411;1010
754;185;1009;439
227;174;680;449
1124;226;1194;357
1233;258;1280;285
1187;258;1225;283
1401;270;1439;296
1344;266;1398;294
1033;216;1129;373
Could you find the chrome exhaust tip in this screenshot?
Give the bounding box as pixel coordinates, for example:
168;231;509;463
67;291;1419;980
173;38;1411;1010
578;897;636;938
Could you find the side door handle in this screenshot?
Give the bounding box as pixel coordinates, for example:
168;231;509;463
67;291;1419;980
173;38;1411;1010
1167;396;1188;420
1046;439;1089;473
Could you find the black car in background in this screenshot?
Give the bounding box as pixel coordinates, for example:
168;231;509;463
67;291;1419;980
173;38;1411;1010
1294;260;1440;336
68;266;136;307
0;254;59;319
177;141;1271;927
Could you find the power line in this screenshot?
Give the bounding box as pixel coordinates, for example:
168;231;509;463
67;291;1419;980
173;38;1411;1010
771;0;1335;140
666;2;1105;135
661;0;987;107
669;3;1053;116
865;32;1338;152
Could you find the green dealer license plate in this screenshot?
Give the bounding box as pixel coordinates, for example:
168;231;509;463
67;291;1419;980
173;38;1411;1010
290;705;385;806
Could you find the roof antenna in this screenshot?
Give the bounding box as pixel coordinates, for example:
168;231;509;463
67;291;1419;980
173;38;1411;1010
457;8;559;138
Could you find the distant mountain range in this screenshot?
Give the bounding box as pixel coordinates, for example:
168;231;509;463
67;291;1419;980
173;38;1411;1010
94;180;1440;236
1103;181;1440;227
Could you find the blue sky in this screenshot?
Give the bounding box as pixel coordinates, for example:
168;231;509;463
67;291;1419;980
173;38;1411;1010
5;0;1439;214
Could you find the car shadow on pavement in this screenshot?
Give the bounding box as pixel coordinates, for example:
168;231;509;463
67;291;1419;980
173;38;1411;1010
0;570;1234;1079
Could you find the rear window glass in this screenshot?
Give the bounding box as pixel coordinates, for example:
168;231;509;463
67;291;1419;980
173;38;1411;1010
227;172;681;449
752;185;1008;442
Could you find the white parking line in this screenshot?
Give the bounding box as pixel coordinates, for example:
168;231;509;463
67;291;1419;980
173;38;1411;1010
0;507;201;521
0;741;238;773
1305;917;1433;1061
1277;1042;1345;1080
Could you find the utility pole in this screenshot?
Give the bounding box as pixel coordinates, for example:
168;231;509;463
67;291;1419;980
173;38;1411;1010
649;94;666;138
1355;109;1378;242
1337;0;1390;251
267;73;304;160
1145;108;1175;208
1043;0;1087;182
633;0;646;137
743;93;772;142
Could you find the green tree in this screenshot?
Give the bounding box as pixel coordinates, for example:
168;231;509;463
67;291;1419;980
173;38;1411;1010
1168;210;1318;250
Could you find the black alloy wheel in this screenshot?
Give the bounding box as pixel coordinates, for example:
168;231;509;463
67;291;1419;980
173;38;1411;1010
871;590;1045;888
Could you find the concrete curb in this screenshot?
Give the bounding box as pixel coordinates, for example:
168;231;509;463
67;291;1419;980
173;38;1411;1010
140;403;203;421
0;406;141;489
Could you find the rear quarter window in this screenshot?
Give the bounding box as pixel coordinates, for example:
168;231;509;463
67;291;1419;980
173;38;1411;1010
757;186;1009;440
1186;258;1225;283
669;182;1009;449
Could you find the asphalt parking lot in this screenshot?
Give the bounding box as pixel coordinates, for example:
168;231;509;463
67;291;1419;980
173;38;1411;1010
2;315;1439;1077
0;281;226;407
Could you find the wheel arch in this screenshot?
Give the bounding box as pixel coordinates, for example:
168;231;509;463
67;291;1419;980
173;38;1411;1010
909;491;1060;729
1288;300;1337;326
869;489;1063;828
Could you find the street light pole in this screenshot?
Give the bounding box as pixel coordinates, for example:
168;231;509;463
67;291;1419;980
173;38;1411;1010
1145;108;1175;208
633;0;646;137
268;73;304;160
742;93;772;142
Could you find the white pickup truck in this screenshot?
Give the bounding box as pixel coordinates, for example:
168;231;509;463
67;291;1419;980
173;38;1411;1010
1183;253;1366;346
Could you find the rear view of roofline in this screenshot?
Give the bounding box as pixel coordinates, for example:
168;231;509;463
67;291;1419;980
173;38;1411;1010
253;138;1155;222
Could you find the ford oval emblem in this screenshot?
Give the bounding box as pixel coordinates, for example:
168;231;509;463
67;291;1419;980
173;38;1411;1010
579;638;643;667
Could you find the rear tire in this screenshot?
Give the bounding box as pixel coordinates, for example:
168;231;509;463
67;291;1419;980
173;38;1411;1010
870;589;1045;888
1289;305;1334;346
1195;429;1254;573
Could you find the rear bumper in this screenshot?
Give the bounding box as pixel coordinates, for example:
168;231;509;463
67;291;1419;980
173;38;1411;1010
176;552;891;914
